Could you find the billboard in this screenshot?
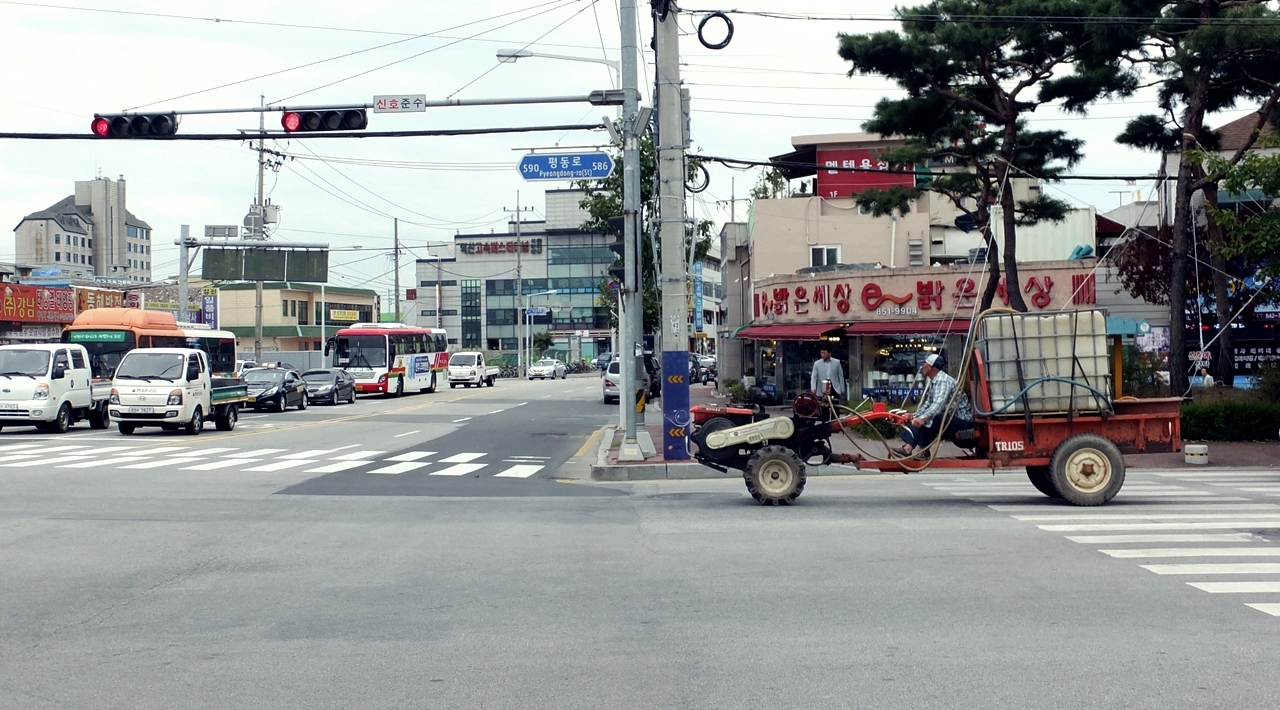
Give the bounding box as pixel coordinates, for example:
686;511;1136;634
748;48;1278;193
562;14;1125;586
201;248;329;282
74;286;127;314
815;148;915;199
0;284;75;324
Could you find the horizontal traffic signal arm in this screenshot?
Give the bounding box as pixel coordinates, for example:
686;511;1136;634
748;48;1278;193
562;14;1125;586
90;113;178;138
282;109;367;133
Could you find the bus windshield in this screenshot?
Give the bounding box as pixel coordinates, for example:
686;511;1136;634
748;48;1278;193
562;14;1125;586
66;330;137;379
335;335;387;369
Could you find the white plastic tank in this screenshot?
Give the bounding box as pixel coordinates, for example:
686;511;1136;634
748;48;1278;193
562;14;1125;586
977;309;1112;416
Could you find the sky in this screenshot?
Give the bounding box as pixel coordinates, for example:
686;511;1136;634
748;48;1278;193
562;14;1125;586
0;0;1263;301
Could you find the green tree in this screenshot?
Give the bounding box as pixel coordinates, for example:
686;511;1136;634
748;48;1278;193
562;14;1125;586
1117;1;1280;392
838;0;1151;311
1200;141;1280;279
532;330;556;356
576;134;712;335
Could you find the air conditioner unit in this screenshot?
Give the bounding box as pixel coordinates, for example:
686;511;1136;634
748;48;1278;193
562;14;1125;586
909;259;924;266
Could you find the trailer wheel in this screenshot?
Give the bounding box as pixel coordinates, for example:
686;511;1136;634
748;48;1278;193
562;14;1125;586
1026;466;1060;498
744;445;806;506
215;405;238;431
1049;434;1125;506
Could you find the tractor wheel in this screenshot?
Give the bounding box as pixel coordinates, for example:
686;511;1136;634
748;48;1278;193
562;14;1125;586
1049;434;1125;506
1026;466;1060;498
691;416;737;462
743;445;806;506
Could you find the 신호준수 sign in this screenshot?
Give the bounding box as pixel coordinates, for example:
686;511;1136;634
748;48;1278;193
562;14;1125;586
519;153;614;181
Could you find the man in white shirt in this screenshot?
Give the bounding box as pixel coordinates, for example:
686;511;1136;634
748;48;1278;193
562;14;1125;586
810;347;846;402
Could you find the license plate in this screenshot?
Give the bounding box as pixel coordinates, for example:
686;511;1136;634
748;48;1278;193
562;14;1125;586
247;397;256;403
0;403;17;410
127;406;154;413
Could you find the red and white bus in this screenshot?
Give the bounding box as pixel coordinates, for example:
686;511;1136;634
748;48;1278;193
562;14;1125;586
326;323;449;396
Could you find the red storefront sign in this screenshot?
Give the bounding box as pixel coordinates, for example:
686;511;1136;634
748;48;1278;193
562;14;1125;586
815;148;915;199
753;265;1098;322
74;286;127;315
0;284;75;324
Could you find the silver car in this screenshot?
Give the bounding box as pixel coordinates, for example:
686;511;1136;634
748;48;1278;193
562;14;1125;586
528;358;566;380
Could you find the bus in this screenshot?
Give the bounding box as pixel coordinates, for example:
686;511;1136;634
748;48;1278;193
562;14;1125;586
327;323;448;396
61;308;240;380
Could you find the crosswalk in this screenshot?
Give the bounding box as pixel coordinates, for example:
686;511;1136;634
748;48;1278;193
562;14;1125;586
921;469;1280;618
0;441;552;480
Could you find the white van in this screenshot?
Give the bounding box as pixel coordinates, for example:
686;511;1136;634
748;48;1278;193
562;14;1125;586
0;343;111;433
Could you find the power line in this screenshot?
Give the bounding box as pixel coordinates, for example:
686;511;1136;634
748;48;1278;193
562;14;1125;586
678;9;1280;27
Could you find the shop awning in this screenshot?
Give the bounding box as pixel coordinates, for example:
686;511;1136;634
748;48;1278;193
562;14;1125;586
736;323;844;341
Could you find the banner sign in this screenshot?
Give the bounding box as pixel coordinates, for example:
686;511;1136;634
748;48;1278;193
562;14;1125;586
0;284;75;324
74;286;126;314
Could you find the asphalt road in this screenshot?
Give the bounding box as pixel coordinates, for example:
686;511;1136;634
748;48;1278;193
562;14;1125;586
2;379;1279;709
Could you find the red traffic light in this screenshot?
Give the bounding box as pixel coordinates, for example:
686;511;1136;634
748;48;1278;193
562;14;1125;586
281;109;367;133
90;113;177;138
91;116;110;137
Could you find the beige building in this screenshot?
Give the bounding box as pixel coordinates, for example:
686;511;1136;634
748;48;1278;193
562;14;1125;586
12;176;153;282
219;282;379;354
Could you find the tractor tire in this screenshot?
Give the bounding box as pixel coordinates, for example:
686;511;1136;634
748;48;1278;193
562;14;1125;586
1026;465;1060;498
691;416;738;462
1049;434;1125;506
743;445;806;506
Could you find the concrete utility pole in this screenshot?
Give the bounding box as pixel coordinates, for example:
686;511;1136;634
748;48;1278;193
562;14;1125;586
505;193;534;375
254;95;265;364
177;224;196;324
656;2;689;460
393;217;401;322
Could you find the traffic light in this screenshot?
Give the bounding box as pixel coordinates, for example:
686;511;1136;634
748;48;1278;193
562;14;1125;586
606;215;628;284
90;113;177;138
281;109;368;133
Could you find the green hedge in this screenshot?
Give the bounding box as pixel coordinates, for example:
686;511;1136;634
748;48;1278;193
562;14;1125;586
1181;399;1280;441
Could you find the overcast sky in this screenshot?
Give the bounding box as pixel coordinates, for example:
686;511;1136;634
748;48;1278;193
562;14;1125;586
0;0;1260;299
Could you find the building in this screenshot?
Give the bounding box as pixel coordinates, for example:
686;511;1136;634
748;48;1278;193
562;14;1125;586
12;176;154;283
218;282;379;355
412;189;613;360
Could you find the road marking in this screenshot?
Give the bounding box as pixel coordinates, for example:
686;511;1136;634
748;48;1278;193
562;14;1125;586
487;409;505;414
1039;520;1280;532
9;444;91;455
279;445;359;459
1066;533;1258;544
494;465;542;478
244;460;318;472
183;459;261;471
512;402;527;407
575;428;604;458
386;451;434;462
993;504;1280;512
1102;548;1280;559
225;448;287;458
439;452;484;463
1186;581;1280;593
2;454;97;467
1142;563;1280;575
452;417;472;423
1235;487;1280;492
507;455;550;460
394;430;420;438
1246;603;1280;616
1015;513;1280;522
368;461;430;475
429;463;486;477
120;457;204;469
58;456;150;469
143;447;193;455
542;394;553;399
306;461;372;473
0;444;48;453
334;450;387;460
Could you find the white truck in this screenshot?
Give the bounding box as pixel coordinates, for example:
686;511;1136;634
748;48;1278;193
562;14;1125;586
109;348;247;435
0;343;112;433
448;351;498;388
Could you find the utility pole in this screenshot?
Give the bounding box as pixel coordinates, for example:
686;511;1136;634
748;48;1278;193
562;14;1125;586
254;95;265;364
656;1;689;460
393;217;401;322
177;224;195;323
435;253;443;329
505;193;534;375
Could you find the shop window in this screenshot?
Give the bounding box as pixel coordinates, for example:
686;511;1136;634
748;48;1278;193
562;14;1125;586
811;246;840;267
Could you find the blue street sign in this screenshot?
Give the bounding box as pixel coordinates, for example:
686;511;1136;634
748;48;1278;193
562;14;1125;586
519;152;615;181
693;261;704;333
525;307;549;316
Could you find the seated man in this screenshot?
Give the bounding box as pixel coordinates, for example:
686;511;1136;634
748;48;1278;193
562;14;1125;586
894;353;974;458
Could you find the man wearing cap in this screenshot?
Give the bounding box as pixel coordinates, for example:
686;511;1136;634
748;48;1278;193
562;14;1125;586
810;347;846;402
894;353;973;458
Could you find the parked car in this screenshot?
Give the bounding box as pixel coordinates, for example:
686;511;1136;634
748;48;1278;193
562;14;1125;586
302;368;356;405
592;352;613;368
528;358;567;380
602;359;652;404
697;354;716;369
109;348;247;434
448;351;498;388
244;367;308;411
235;359;259;374
0;343;111;433
688;353;703;383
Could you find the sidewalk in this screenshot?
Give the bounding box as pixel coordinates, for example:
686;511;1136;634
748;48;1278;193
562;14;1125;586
590;385;1280;481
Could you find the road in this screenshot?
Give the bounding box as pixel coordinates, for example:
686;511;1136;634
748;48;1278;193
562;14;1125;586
2;376;1280;709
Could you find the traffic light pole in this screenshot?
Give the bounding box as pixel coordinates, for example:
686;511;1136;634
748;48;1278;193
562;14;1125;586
656;3;689;460
617;0;647;461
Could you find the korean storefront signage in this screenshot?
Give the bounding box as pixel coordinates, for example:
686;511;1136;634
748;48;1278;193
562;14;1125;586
0;284;75;324
752;262;1098;324
74;286;126;314
816;148;916;199
330;309;360;322
457;238;543;256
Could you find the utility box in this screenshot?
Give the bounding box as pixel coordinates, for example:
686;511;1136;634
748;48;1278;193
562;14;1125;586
977;309;1111;416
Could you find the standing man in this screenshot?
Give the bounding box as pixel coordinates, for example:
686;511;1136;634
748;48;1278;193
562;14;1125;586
810;347;846;402
894;353;973;458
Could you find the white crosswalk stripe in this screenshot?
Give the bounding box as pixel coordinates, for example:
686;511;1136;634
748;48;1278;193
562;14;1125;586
932;472;1280;618
368;461;431;475
429;463;486;476
305;461;373;474
439;452;485;463
183;459;261;471
494;465;543;478
386;451;435;462
334;450;387;460
120;457;204;469
245;460;317;472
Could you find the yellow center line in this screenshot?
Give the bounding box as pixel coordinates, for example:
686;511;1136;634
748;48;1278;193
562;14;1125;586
573;427;603;459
